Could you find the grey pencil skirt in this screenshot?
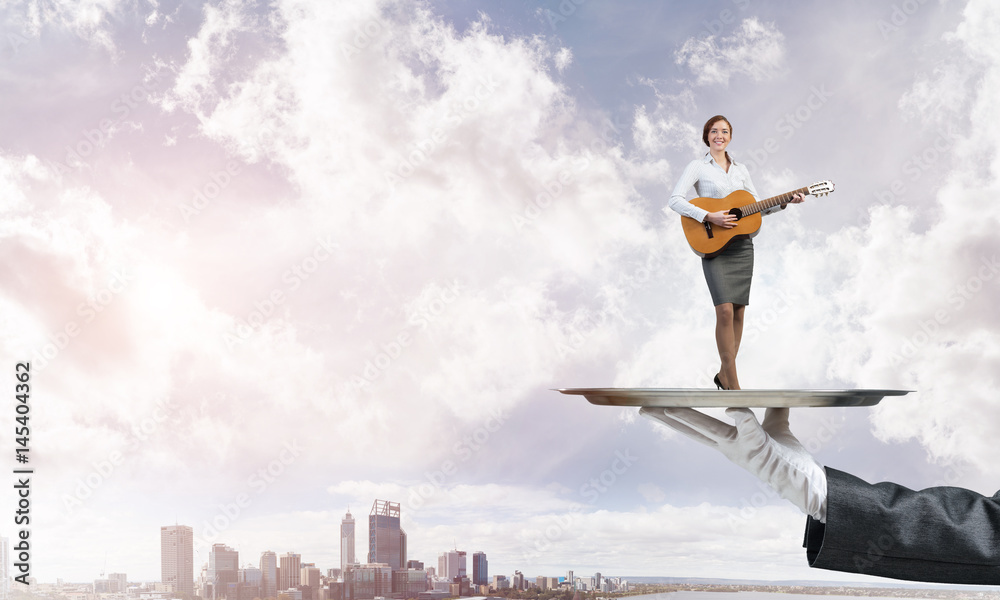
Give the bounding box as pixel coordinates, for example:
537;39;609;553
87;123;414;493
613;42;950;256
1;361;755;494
702;237;753;306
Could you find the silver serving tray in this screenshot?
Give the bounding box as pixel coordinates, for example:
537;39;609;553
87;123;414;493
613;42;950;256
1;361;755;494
556;388;911;408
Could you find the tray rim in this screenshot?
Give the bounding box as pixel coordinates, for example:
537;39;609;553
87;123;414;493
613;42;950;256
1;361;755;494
555;388;913;408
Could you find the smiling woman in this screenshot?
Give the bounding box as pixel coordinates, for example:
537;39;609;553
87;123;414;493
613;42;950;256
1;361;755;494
666;114;803;390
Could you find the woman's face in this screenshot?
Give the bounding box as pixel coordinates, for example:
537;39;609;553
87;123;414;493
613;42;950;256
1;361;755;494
708;120;731;152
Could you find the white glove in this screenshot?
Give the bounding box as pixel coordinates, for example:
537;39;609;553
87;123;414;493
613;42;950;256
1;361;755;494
640;406;828;522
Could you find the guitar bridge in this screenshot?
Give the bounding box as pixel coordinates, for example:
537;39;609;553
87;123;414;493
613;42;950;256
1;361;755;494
703;221;714;239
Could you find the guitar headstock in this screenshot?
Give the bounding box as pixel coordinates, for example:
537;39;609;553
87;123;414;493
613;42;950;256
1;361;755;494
808;180;835;197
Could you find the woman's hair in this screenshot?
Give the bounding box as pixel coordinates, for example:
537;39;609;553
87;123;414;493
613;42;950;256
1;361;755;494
702;115;733;164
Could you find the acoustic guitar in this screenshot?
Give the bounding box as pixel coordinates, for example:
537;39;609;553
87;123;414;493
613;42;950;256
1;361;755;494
681;180;835;258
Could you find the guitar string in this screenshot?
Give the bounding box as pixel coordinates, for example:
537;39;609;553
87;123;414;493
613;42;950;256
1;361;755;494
741;187;809;216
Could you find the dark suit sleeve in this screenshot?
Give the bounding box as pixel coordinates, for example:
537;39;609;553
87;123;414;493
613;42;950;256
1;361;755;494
803;468;1000;584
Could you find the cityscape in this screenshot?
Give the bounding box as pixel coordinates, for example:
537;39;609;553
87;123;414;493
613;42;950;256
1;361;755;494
3;499;1000;600
0;499;631;600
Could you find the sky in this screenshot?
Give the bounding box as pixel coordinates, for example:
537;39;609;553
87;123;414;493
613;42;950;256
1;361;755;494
1;0;999;587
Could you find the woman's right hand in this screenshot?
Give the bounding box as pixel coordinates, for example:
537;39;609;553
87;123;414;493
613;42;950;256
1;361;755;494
705;210;737;228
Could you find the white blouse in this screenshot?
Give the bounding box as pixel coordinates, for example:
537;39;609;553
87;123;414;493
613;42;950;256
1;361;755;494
667;153;780;222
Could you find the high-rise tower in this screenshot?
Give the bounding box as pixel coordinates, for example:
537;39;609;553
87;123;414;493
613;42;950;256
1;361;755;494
368;500;402;569
259;551;277;599
208;544;239;600
161;525;194;598
279;552;301;591
341;510;356;572
471;552;487;586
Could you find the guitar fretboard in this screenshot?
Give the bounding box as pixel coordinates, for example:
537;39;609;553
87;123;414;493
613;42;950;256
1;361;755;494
740;186;810;216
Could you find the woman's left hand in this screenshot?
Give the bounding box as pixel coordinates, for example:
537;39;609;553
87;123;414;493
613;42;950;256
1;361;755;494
789;192;805;204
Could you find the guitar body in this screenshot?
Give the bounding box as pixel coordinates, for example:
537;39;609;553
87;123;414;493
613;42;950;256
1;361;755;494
681;190;763;258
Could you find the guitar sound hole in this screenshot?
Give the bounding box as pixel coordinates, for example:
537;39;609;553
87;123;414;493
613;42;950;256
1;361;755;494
728;207;743;220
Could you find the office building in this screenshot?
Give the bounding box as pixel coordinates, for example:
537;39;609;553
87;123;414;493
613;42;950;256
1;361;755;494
260;552;277;599
347;563;392;600
301;564;322;588
241;565;262;585
161;525;194;598
341;510;356;573
512;571;524;591
399;529;407;570
471;552;487;586
280;553;302;591
391;568;427;596
436;550;465;581
108;573;127;593
368;500;403;569
209;544;240;599
492;575;508;590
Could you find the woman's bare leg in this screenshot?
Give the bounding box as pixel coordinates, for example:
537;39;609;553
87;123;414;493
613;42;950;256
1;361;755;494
733;303;746;356
714;303;741;390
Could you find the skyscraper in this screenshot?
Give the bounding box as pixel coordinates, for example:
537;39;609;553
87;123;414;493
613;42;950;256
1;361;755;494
436;550;466;580
279;552;301;591
471;552;487;586
399;529;407;569
108;573;127;593
208;544;239;600
512;571;524;591
259;552;277;599
341;510;355;572
161;525;194;598
368;500;402;569
300;563;321;588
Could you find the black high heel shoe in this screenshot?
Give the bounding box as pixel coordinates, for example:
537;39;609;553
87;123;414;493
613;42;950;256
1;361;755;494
714;373;727;390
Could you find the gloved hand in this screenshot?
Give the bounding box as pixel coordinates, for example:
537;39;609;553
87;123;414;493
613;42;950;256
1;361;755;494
640;406;828;522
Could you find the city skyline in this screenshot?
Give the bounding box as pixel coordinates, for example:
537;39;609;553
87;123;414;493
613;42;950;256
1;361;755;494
2;0;998;585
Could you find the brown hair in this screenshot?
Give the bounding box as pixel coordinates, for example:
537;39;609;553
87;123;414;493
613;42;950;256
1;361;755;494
702;115;733;164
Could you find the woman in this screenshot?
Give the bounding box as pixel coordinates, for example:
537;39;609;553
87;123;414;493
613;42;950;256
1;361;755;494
667;115;803;390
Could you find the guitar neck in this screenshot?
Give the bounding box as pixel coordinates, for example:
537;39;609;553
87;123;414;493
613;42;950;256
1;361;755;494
741;186;810;216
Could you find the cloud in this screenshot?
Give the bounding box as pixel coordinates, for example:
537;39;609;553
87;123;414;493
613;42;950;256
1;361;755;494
2;0;130;53
674;17;786;86
8;0;1000;583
